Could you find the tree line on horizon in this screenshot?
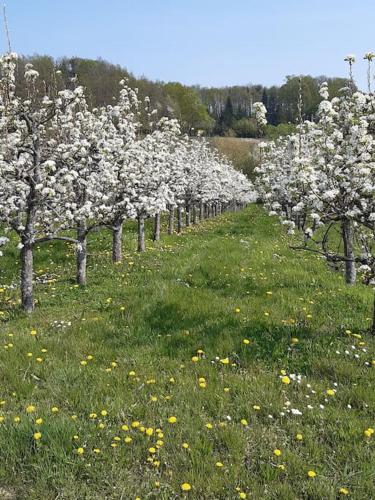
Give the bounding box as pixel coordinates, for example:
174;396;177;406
15;54;348;139
195;74;348;138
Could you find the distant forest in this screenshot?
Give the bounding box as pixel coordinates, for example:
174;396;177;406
17;54;348;138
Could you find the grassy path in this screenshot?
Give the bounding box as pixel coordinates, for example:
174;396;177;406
0;206;374;499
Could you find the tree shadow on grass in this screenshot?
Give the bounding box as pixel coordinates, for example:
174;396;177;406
143;298;339;375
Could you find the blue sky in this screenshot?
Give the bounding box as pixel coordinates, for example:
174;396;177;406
4;0;375;88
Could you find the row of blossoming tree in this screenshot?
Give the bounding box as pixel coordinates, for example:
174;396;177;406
254;54;375;334
0;52;255;312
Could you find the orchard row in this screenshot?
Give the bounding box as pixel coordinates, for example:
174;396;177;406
255;54;375;333
0;52;255;312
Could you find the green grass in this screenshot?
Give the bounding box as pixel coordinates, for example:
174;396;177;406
0;206;374;499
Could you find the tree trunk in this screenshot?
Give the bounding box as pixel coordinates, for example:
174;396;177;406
341;219;356;285
185;204;191;227
193;205;197;224
76;223;87;286
177;207;183;233
112;222;123;263
168;207;174;235
138;215;146;252
153;212;161;241
21;243;34;313
199;201;204;221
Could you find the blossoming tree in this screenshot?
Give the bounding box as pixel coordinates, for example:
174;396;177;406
255;55;375;333
0;53;89;310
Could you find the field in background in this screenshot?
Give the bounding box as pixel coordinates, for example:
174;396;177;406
0;206;374;499
210;137;260;179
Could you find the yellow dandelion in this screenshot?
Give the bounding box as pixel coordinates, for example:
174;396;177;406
339;488;349;495
220;358;230;365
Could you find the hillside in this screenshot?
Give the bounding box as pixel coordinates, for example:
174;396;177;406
16;55;347;138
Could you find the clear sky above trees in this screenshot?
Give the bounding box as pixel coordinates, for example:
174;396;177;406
3;0;375;89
